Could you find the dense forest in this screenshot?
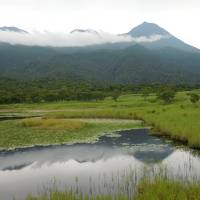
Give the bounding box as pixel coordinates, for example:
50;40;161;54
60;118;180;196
1;43;200;85
0;78;197;104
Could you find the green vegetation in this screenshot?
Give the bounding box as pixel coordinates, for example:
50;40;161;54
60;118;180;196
157;87;176;103
19;118;87;130
1;42;200;85
0;79;109;104
1;90;200;149
0;78;197;105
2;88;200;199
1;87;200;149
1;78;192;104
135;177;200;200
26;177;200;200
111;90;121;102
188;92;200;105
27;191;124;200
0;118;141;149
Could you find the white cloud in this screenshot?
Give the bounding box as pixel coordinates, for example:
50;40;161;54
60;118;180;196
0;30;170;47
0;0;199;48
131;34;170;43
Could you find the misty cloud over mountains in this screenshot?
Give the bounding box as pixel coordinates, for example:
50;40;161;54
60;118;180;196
0;29;170;47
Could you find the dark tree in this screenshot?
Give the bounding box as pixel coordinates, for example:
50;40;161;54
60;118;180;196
157;88;176;103
189;93;199;104
112;90;121;102
142;87;151;100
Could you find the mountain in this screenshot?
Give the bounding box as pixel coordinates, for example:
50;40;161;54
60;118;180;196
126;22;170;37
0;26;28;34
1;43;200;85
70;29;99;35
67;22;199;53
124;22;199;53
0;22;200;85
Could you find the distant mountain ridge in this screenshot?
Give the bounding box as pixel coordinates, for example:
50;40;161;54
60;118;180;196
0;22;199;52
0;26;28;34
70;29;99;35
0;22;200;85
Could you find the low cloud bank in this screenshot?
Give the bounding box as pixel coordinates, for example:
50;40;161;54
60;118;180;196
0;30;170;47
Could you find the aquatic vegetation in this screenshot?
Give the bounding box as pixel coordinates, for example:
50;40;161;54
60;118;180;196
0;118;141;149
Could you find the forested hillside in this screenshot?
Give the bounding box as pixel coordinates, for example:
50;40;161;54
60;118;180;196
1;43;200;84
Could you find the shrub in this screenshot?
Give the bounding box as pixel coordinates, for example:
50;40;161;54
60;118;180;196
111;90;121;102
157;88;176;104
188;93;199;104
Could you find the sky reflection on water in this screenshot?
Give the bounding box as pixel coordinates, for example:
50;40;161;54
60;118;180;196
0;129;200;200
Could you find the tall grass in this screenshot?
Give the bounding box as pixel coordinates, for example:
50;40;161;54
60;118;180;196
19;118;87;130
26;172;200;200
27;192;121;200
26;179;200;200
135;177;200;200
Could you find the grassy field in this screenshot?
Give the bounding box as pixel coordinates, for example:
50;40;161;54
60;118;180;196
26;177;200;200
1;90;200;149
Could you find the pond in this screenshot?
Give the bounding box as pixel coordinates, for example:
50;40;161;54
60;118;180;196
0;129;200;200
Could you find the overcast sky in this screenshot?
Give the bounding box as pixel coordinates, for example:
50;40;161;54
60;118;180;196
0;0;199;48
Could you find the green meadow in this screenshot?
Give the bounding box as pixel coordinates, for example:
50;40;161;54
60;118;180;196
1;90;200;149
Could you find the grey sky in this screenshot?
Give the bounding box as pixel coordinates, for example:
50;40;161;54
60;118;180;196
0;0;199;48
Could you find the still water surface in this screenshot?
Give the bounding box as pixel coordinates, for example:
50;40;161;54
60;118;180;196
0;129;200;200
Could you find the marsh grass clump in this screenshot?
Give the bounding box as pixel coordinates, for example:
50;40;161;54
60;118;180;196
135;177;200;200
19;118;87;130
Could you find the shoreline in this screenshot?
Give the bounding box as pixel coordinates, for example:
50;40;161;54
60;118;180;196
0;126;147;152
0;115;199;152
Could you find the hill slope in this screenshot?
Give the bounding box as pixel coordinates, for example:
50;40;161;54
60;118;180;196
0;43;200;84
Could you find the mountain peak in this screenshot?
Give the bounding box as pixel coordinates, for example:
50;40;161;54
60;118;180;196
141;21;152;25
123;22;199;52
127;22;170;37
0;26;28;34
70;29;99;35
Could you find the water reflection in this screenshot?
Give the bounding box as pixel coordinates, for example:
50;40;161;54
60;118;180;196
0;129;200;200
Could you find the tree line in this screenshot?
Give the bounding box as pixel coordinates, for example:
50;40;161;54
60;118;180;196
0;78;199;104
